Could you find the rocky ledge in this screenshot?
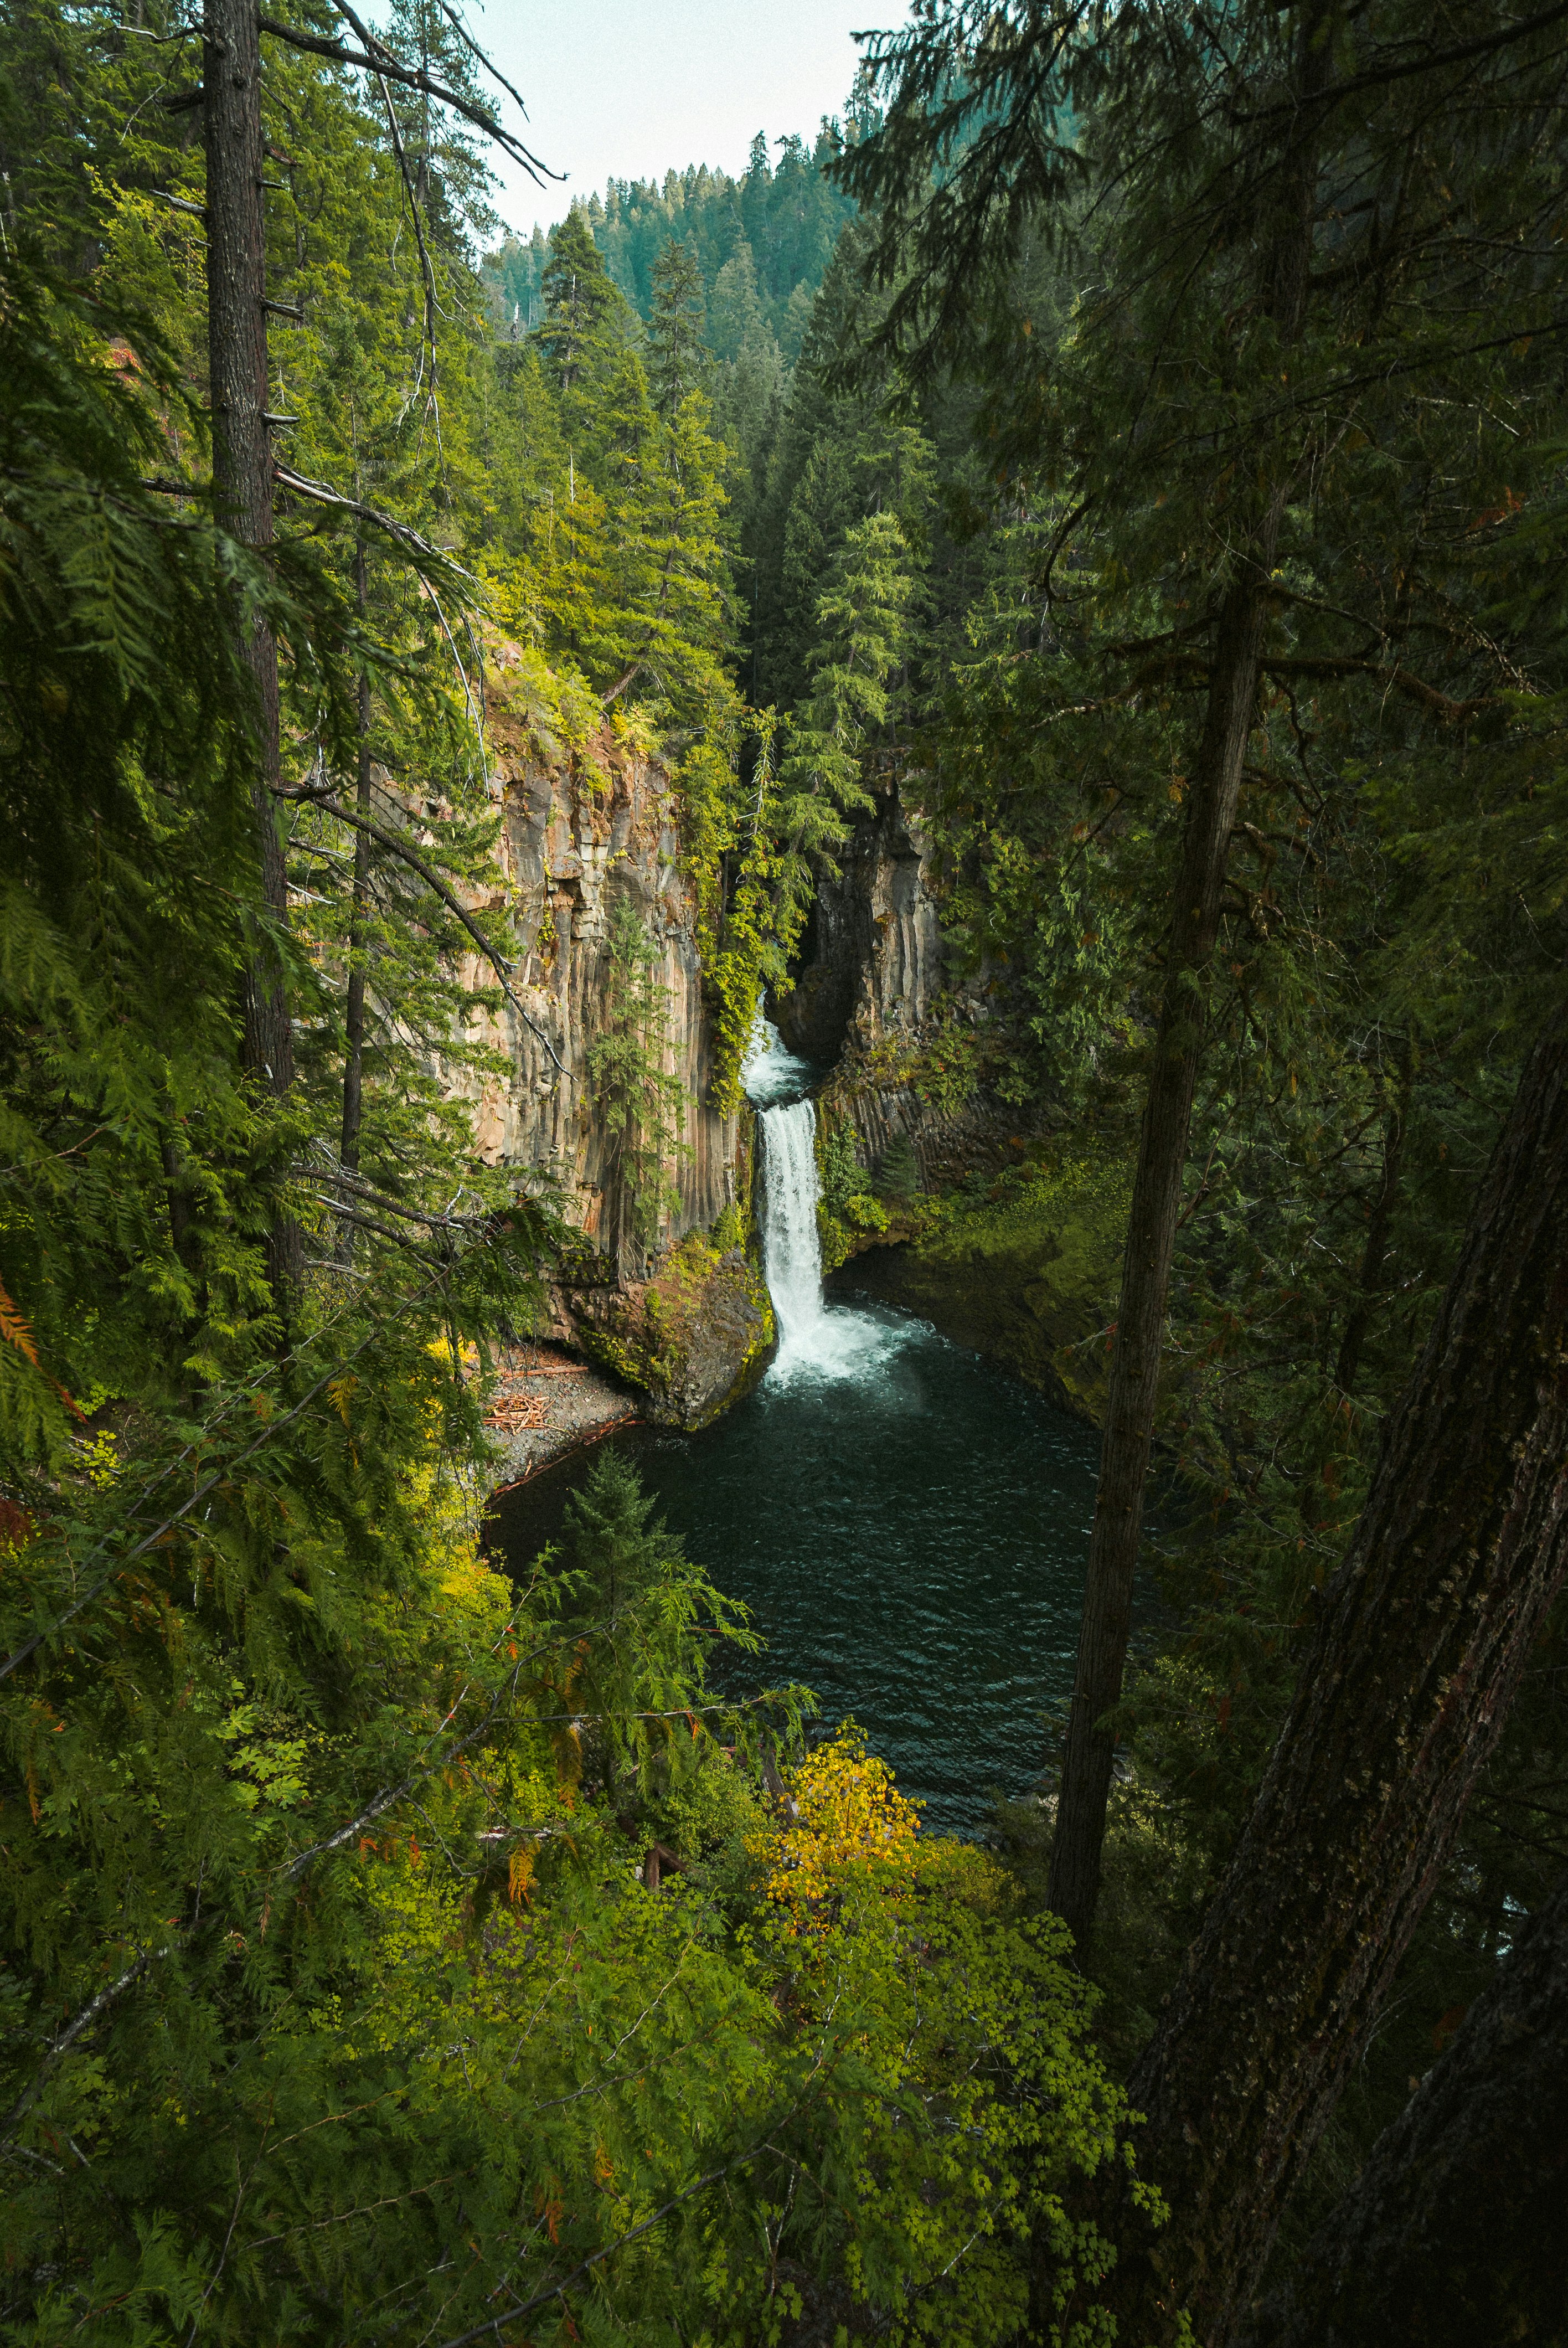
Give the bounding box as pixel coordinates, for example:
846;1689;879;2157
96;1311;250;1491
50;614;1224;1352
562;1230;775;1431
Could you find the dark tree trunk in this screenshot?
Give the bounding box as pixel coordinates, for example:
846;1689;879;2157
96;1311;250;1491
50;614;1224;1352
1046;2;1332;1951
1092;1005;1568;2344
1047;563;1276;1944
338;539;374;1253
204;0;301;1297
1239;1867;1568;2348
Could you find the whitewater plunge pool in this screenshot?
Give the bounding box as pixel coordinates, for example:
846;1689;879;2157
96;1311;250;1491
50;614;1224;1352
484;1019;1103;1836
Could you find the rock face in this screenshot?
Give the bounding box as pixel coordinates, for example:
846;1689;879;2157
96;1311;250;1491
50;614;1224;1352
774;779;1014;1190
437;644;770;1431
775;785;945;1066
567;1238;775;1431
775;777;1129;1425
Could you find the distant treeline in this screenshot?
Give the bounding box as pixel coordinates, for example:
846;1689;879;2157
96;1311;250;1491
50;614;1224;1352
484;123;860;362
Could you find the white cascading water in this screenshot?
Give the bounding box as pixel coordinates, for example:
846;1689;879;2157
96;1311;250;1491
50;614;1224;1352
756;1094;827;1362
741;1008;906;1383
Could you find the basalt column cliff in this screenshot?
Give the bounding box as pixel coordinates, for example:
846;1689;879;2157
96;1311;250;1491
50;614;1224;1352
439;642;772;1433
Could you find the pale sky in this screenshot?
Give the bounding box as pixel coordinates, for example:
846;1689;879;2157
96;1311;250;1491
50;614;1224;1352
455;0;911;237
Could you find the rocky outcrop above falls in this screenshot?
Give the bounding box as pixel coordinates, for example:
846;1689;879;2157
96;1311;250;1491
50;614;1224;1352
436;643;768;1431
774;777;1017;1192
775;785;945;1067
566;1237;774;1430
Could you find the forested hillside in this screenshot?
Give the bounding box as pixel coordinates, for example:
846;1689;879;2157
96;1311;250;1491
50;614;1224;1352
487;127;858;359
3;0;1567;2343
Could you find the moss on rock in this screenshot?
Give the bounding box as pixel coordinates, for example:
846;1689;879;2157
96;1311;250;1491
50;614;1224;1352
569;1226;775;1430
838;1143;1131;1425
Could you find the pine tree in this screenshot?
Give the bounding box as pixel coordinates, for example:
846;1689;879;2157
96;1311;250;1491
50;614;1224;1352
776;507;919;868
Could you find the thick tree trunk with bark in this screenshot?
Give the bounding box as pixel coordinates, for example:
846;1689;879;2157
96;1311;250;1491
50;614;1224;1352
204;0;302;1297
1237;1867;1568;2348
1097;1006;1568;2344
1046;3;1332;1950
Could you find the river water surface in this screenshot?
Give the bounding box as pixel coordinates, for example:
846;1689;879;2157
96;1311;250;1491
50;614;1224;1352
487;1018;1103;1834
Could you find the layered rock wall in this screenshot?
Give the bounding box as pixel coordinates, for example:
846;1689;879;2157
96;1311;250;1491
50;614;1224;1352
774;775;1128;1427
775;779;1013;1188
436;643;769;1429
775;786;945;1068
448;645;738;1263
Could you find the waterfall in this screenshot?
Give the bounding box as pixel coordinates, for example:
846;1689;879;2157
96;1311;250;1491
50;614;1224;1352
757;1095;828;1363
741;1010;905;1383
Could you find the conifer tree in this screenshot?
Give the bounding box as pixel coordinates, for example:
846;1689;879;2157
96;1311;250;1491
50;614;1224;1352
538;204;623;392
778;506;917;849
708;240;765;363
647;236;706;415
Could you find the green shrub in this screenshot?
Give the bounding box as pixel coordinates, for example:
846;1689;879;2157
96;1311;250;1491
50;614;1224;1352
875;1131;923;1201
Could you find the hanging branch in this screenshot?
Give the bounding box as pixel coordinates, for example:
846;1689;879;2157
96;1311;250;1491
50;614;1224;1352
362;52;440;416
425;0;534;125
310;1147;492;1234
0;1950;155;2155
274;782;566;1075
273;461;477;578
256;11;559;184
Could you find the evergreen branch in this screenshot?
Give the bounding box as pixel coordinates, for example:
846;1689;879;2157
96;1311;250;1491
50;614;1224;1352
275;784;565;1074
1129;647;1496;725
245;2169;466;2250
524;1692;789;1727
0;1949;153;2154
0;1273;452;1684
1163;311;1568;462
363;49;440;418
431;2158;756;2344
1229;2;1568;123
254;13;558;183
307;1195;450;1258
280;1682;520;1882
281;1709;500;1887
1260;656;1492;725
424;0;534;130
309;1152;491;1233
272;462;476;578
430;2035;848;2345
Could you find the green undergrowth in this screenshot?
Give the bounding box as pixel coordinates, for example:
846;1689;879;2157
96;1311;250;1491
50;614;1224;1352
853;1137;1133;1423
